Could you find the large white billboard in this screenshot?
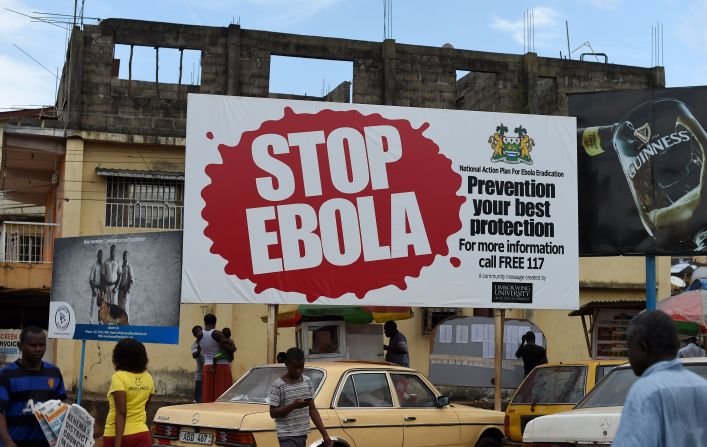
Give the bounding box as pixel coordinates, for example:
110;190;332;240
183;94;578;309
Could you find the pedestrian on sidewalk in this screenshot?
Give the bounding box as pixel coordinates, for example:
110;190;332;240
269;348;331;447
515;331;547;376
613;310;707;447
198;314;233;402
383;321;409;367
677;336;706;358
103;338;155;447
0;326;66;447
191;325;204;403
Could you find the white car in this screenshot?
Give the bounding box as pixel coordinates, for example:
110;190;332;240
522;358;707;446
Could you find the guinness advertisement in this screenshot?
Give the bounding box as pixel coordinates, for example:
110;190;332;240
571;87;707;255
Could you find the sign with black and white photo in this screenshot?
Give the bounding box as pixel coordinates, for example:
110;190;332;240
571;87;707;255
184;95;578;308
48;231;182;344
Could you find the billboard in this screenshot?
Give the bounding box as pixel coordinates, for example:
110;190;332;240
183;95;578;309
0;329;21;367
571;87;707;255
48;231;182;344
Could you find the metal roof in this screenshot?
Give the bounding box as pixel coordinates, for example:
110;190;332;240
568;300;645;316
95;168;184;180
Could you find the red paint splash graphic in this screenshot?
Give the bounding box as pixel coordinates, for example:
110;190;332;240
202;107;464;301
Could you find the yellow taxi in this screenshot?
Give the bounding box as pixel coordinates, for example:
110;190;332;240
502;360;624;446
152;361;504;447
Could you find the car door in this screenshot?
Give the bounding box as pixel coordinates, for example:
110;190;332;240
390;373;461;447
334;372;403;447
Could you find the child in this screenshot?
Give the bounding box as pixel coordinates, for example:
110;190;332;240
213;327;237;365
269;348;331;447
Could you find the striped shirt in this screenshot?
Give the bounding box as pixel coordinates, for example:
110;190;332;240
269;376;313;437
0;360;67;447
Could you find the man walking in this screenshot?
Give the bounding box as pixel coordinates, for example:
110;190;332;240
613;310;707;446
0;326;67;447
383;321;409;367
515;331;548;376
677;336;706;358
269;347;331;447
88;249;103;322
116;250;135;319
101;244;120;305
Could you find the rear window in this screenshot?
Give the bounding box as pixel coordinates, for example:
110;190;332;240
578;363;707;409
512;366;587;405
596;364;620;382
218;367;325;403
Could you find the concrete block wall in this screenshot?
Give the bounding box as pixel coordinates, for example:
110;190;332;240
59;18;665;138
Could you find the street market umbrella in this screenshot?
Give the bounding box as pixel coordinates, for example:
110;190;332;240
657;289;707;334
265;305;414;327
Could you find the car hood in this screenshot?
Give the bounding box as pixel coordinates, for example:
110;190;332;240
523;406;622;443
153;402;269;429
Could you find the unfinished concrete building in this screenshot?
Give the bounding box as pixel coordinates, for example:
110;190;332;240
1;18;669;407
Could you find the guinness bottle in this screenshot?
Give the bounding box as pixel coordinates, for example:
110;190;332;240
579;99;707;246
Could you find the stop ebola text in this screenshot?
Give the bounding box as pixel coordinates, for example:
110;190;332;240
245;125;432;274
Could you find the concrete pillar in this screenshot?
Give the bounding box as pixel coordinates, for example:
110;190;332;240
66;27;85;128
227;24;242;96
649;66;666;89
382;39;396;105
523;52;538;114
57;136;85;391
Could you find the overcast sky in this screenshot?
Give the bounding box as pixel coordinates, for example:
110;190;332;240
0;0;705;111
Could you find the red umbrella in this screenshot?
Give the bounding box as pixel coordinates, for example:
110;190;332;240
657;289;707;334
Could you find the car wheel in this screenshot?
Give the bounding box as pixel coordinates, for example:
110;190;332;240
475;437;501;447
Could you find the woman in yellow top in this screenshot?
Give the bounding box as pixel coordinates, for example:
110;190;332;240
103;338;155;447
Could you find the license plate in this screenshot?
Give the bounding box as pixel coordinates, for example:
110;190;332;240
179;430;213;445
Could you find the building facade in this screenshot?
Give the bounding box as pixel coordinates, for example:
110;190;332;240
1;19;669;397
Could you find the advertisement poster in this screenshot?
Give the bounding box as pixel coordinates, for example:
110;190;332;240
183;95;578;309
48;231;182;344
0;329;21;367
592;309;638;359
571;87;707;255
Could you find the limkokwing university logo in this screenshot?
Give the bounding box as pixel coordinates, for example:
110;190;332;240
488;124;534;165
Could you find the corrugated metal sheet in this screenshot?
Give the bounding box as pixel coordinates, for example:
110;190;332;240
95;168;184;180
568;300;645;316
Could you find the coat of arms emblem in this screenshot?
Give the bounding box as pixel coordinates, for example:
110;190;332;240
488;124;534;164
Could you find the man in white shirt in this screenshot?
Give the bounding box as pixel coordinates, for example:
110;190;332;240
101;244;120;305
117;250;135;319
677;336;706;358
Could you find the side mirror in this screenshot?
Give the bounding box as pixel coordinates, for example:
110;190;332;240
436;395;450;408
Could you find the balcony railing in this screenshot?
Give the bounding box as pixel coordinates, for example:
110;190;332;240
0;221;59;263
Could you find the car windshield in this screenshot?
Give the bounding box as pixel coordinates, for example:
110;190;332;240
512;365;587;405
217;367;325;404
577;363;707;409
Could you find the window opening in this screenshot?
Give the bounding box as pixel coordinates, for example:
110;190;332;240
269;55;352;103
114;44;201;85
